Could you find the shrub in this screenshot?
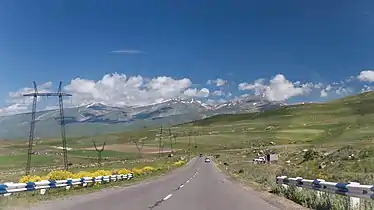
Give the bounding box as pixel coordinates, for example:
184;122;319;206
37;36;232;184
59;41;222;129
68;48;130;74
131;168;143;176
72;171;93;179
45;170;74;180
118;168;131;175
91;170;112;177
142;166;155;174
19;175;42;183
303;149;320;162
172;160;185;167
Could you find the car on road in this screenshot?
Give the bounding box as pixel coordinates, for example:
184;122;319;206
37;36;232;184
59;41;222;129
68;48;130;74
204;157;211;163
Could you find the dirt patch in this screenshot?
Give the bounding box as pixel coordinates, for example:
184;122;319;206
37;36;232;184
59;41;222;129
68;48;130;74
278;129;323;134
83;144;177;154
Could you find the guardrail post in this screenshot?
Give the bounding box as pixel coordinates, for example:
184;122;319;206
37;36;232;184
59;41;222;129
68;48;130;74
347;182;360;210
295;177;303;192
315;179;325;198
2;182;12;196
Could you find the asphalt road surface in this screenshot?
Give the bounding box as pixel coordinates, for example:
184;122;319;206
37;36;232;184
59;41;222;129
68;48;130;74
26;157;280;210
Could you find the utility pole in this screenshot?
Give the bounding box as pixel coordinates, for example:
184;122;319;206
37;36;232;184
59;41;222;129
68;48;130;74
158;125;163;157
168;128;173;154
194;131;197;148
188;130;192;147
93;140;106;167
132;136;146;157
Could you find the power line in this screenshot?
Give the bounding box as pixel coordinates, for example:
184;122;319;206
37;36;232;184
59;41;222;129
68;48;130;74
23;81;72;175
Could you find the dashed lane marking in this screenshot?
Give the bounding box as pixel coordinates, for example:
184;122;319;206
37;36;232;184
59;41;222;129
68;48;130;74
148;167;200;209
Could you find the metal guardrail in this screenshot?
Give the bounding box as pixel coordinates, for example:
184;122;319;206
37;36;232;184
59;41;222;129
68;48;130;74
276;175;374;209
276;176;374;199
0;173;133;196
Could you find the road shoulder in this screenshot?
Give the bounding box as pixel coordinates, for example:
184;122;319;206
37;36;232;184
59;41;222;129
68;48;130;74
212;161;308;210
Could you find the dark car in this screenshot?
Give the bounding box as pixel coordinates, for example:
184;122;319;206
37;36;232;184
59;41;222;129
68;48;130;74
200;153;203;157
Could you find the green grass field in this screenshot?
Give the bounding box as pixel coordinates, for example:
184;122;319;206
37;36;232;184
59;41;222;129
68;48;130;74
2;91;374;209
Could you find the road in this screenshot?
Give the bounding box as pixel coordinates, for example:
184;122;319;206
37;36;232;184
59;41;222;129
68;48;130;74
26;157;280;210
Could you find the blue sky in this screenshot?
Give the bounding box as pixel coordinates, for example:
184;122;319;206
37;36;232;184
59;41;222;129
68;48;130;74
1;0;374;114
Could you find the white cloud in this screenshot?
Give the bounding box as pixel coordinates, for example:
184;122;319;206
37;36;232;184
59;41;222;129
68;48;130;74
335;87;352;96
110;50;146;54
183;88;210;98
0;74;213;116
320;89;328;97
0;82;57;115
318;83;353;98
361;85;372;93
207;78;227;87
212;90;224;96
0;104;29;116
314;82;323;89
238;74;314;101
357;70;374;82
205;98;227;105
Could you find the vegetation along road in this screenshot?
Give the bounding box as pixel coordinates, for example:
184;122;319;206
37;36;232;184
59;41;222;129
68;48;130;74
2;91;374;209
24;157;296;210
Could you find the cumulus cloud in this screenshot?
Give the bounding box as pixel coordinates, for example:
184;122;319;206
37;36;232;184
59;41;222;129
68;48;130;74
357;70;374;82
335;87;352;96
2;71;372;116
0;74;213;116
63;74;199;106
238;74;315;101
212;90;224;96
320;89;328;97
183;88;210;98
0;104;29;116
361;85;372;93
207;78;227;87
318;83;353;98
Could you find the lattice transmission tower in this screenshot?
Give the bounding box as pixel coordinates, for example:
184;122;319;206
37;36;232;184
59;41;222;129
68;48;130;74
23;81;72;175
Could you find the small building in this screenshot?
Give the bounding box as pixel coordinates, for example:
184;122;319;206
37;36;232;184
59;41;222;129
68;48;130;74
266;153;278;162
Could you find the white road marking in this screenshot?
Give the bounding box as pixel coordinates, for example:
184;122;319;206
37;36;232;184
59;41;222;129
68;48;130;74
163;194;173;201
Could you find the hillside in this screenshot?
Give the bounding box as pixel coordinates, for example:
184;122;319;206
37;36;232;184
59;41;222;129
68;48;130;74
0;96;281;139
182;91;374;146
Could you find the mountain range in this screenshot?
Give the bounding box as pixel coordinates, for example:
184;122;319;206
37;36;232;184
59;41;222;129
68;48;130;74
0;96;283;139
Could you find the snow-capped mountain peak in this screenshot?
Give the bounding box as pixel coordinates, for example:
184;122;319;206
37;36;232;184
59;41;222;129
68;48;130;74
85;102;107;108
0;96;282;139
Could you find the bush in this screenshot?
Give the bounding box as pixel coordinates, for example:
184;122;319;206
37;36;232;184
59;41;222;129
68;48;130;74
118;168;131;175
91;170;112;177
19;175;42;183
72;171;93;178
131;168;143;176
303;149;320;162
45;170;74;180
172;160;185;167
16;158;187;183
142;166;155;174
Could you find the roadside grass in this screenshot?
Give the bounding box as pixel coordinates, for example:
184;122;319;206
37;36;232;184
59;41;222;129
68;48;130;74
2;91;374;209
0;154;191;209
179;91;374;209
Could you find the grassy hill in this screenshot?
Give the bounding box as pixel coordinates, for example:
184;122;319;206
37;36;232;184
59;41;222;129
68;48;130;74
177;92;374;209
2;92;374;209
